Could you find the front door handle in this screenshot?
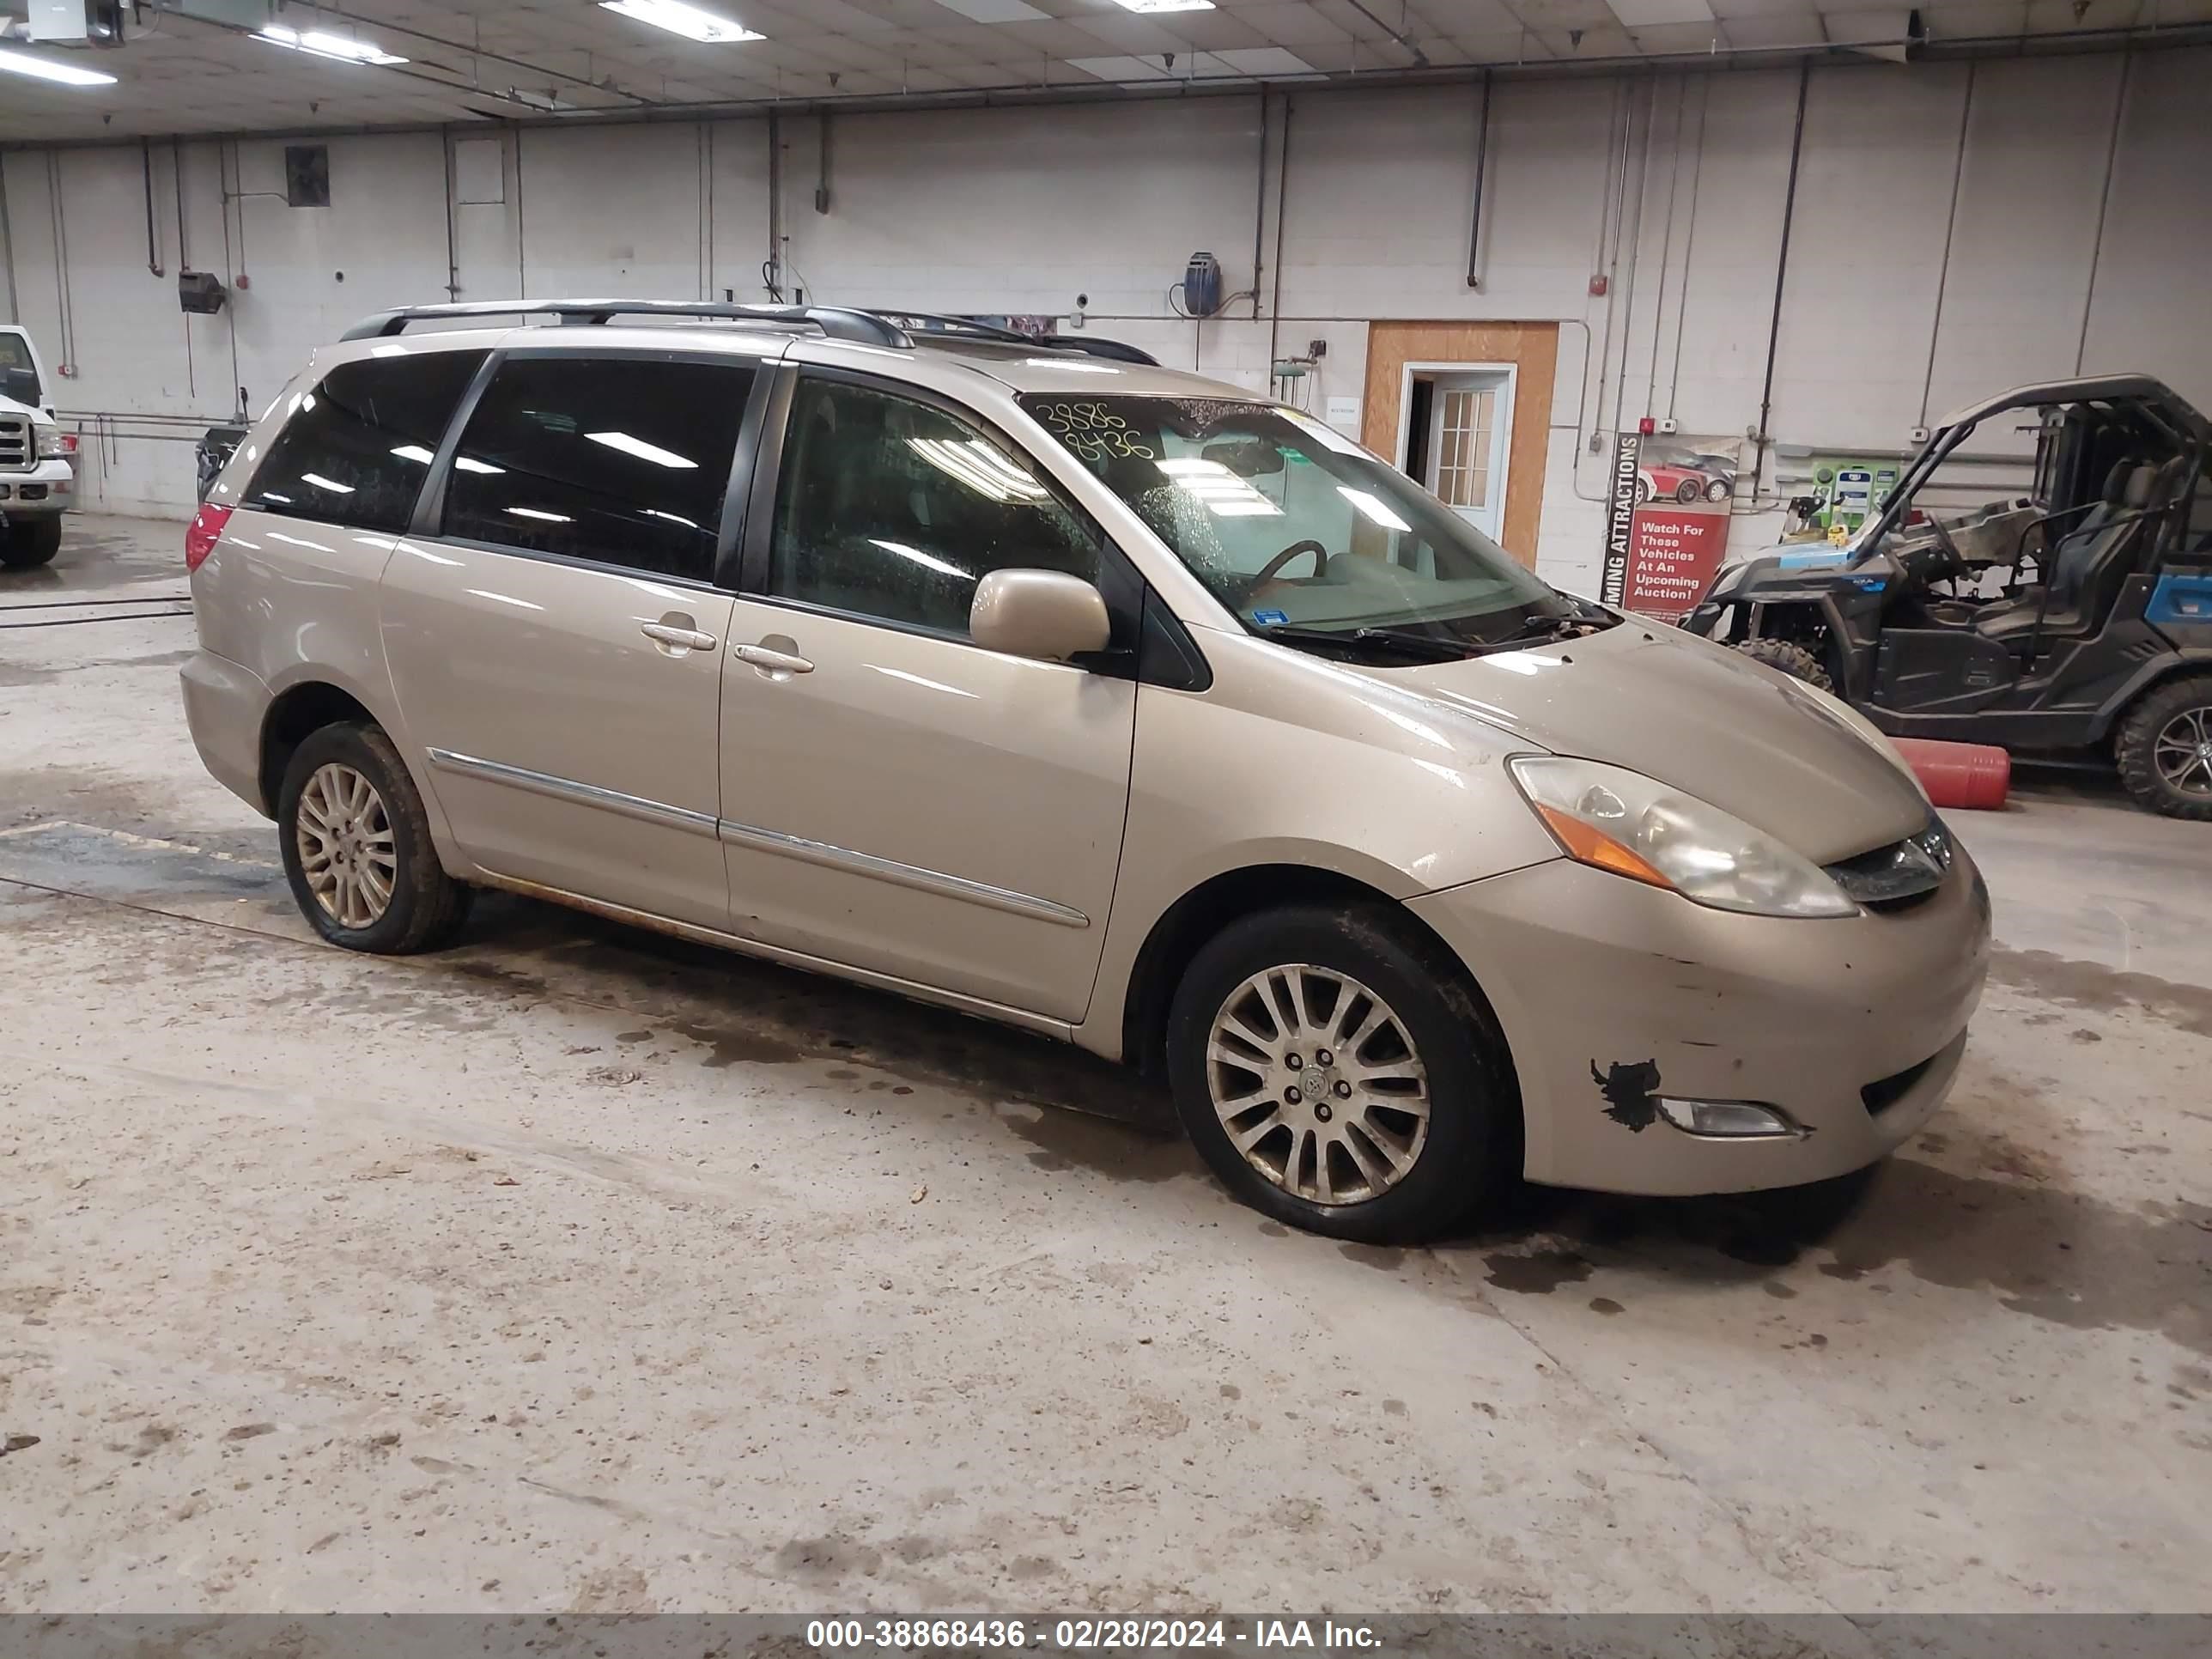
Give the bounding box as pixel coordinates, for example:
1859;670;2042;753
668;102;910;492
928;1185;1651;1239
733;641;815;676
641;620;718;653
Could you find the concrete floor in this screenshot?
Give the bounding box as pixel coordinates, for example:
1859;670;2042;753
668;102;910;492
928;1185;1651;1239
1;515;2207;1616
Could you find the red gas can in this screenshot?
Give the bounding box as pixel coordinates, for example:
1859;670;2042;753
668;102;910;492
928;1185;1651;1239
1890;738;2010;811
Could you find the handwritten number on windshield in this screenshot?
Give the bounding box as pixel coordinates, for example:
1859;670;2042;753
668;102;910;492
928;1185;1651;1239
1036;401;1156;463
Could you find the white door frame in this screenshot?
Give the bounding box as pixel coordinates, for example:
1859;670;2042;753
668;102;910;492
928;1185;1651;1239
1395;360;1516;537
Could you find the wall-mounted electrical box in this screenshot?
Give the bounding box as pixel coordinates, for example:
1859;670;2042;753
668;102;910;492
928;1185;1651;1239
179;271;229;314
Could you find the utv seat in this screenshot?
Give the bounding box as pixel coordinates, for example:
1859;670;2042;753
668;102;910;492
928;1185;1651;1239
1972;459;2168;647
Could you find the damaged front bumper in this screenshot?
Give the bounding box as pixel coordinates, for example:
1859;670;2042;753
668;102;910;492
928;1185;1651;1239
1408;845;1991;1196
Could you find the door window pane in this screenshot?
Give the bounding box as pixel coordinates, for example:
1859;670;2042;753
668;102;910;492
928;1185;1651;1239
442;356;754;581
769;379;1099;636
1433;386;1495;510
245;349;486;532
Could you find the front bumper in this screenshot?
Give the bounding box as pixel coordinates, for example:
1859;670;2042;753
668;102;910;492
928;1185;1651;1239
0;458;76;517
1408;844;1991;1196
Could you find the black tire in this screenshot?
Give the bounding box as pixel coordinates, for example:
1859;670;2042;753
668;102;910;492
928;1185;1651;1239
1736;636;1835;693
0;518;62;569
1636;477;1654;504
276;721;472;952
1165;902;1519;1243
2113;674;2212;821
1705;477;1732;503
1675;477;1702;503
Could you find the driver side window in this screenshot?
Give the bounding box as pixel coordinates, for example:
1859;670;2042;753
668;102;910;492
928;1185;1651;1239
769;378;1101;637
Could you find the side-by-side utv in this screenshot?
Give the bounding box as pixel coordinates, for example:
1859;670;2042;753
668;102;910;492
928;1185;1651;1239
1682;375;2212;817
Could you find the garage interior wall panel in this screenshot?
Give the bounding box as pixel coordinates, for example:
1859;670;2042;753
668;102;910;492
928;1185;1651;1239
1921;54;2125;424
1764;64;1975;454
3;46;2206;586
2079;50;2212;409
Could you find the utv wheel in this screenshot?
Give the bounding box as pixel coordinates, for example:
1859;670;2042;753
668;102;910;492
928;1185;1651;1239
277;722;472;952
1165;903;1517;1243
1735;636;1835;693
0;519;62;569
2114;676;2212;821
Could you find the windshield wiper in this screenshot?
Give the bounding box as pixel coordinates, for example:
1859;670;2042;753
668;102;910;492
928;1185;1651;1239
1253;623;1471;661
1468;609;1611;653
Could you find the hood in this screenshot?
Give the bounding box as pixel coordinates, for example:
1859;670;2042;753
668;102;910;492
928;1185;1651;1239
1383;621;1927;866
0;394;40;420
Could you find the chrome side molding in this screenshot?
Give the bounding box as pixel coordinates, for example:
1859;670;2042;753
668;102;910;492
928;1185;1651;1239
717;817;1091;929
425;748;720;838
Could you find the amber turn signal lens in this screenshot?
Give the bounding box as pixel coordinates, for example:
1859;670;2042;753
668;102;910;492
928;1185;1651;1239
1534;803;1673;890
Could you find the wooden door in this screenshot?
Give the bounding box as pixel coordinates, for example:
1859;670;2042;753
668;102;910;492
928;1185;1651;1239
1361;321;1559;568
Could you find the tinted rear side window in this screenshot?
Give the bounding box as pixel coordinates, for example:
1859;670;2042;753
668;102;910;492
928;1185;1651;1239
440;356;755;582
246;350;487;532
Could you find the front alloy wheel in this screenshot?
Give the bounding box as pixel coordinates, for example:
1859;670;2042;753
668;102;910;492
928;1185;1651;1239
295;763;398;929
1207;964;1431;1206
1166;902;1515;1241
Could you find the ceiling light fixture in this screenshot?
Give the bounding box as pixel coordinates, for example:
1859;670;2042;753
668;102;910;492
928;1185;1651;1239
256;25;409;67
599;0;764;42
0;47;119;86
1109;1;1217;13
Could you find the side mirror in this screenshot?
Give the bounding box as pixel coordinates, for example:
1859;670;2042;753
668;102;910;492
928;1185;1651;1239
970;568;1111;663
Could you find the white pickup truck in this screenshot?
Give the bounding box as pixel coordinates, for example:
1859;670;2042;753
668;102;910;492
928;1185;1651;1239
1;325;76;569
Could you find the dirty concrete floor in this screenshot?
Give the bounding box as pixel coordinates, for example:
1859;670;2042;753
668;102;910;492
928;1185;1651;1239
1;516;2206;1615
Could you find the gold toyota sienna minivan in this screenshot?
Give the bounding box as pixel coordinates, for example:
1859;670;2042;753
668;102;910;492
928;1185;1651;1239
181;301;1991;1242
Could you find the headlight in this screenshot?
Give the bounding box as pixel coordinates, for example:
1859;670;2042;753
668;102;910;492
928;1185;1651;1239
34;423;67;460
1510;755;1857;919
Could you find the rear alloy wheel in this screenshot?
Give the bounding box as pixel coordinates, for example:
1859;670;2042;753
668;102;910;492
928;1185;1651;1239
1735;636;1835;693
1166;904;1516;1242
277;722;472;951
2115;676;2212;820
0;518;62;569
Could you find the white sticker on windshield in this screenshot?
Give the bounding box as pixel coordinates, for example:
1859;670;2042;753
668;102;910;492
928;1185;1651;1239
1284;409;1376;460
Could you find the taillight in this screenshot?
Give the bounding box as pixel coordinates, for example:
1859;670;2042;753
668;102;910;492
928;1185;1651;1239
185;502;233;572
60;434;78;453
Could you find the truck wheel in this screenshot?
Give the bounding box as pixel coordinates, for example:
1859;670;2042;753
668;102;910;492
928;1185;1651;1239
0;519;62;569
2114;675;2212;821
1165;902;1518;1243
277;722;473;951
1735;637;1835;693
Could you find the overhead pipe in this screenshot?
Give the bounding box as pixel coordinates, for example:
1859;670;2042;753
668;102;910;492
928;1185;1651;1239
1249;88;1267;322
9;27;2209;151
1465;70;1492;289
2075;52;2133;375
1265;94;1292;375
1917;63;1976;428
1662;76;1711;424
142;139;164;276
1752;63;1812;503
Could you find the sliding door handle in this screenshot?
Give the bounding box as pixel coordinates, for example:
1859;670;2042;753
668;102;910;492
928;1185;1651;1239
641;621;719;652
734;642;815;676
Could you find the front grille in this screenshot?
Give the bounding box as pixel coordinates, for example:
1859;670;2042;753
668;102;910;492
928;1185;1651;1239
1863;1049;1942;1115
1825;816;1954;914
0;416;28;473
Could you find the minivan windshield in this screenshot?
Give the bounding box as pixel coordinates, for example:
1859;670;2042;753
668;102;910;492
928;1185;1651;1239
1019;394;1604;659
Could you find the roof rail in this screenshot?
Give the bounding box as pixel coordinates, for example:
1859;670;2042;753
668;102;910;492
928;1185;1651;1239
339;299;912;348
865;310;1159;367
